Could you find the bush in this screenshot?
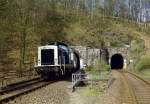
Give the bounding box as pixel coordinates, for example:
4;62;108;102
135;55;150;71
131;39;145;54
84;65;94;72
85;59;110;73
94;59;110;71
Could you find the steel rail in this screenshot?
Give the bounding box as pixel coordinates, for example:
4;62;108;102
124;71;150;85
0;77;41;94
0;78;54;103
118;71;138;104
121;70;150;104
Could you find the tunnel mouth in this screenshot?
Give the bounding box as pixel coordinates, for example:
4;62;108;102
73;51;80;70
111;53;124;70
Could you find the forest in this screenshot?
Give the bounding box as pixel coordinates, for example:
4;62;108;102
0;0;150;73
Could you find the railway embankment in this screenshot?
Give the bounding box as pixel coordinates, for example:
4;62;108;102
0;70;38;88
5;81;70;104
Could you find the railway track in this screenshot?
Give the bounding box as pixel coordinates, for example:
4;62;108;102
118;70;150;104
0;77;54;103
114;71;137;104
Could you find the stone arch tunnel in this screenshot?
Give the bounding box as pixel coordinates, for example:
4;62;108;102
71;46;128;69
110;53;124;70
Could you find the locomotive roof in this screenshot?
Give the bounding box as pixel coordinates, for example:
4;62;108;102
48;41;68;47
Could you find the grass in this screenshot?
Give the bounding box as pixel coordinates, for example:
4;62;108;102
135;55;150;72
90;73;100;80
79;86;102;97
85;59;111;81
140;69;150;77
90;71;110;80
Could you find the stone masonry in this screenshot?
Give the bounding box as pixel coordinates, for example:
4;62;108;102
71;46;131;68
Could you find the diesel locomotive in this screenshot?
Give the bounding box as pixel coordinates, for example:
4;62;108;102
34;42;80;79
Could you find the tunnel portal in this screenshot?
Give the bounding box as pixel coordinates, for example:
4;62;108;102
111;54;124;70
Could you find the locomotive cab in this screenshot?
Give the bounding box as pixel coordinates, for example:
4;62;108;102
37;45;58;66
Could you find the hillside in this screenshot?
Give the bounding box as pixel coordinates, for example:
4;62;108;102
0;0;150;73
141;34;150;54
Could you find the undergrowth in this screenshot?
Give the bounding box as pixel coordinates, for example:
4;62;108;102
135;55;150;72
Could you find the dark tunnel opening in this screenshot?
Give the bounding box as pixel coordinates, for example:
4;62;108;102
111;54;124;70
73;51;80;71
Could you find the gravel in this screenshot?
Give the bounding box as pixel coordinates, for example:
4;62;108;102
7;81;70;104
5;71;127;104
